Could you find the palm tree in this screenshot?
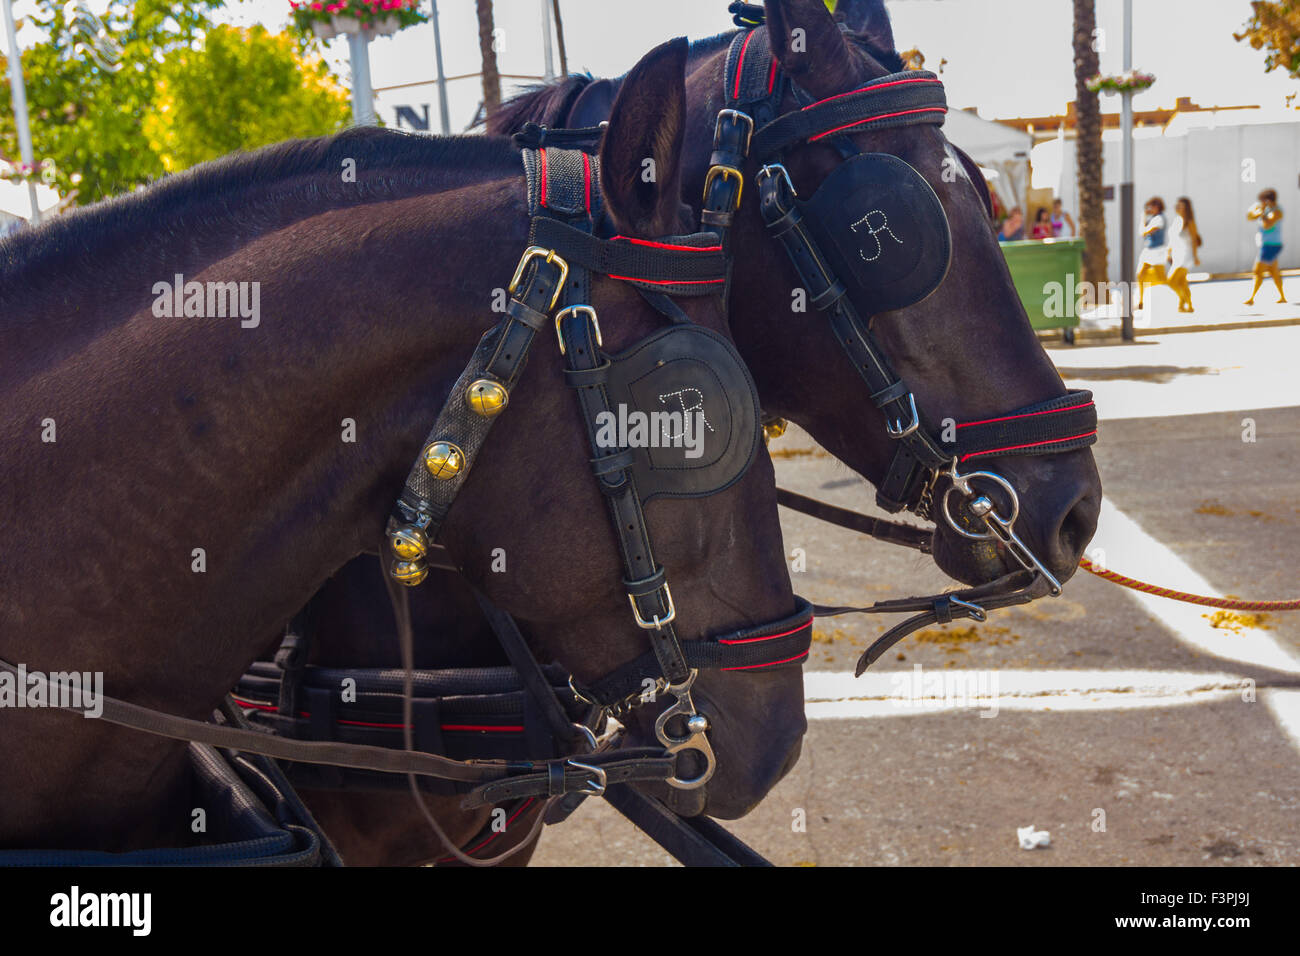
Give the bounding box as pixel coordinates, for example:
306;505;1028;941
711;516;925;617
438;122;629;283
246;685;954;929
1073;0;1107;285
476;0;501;120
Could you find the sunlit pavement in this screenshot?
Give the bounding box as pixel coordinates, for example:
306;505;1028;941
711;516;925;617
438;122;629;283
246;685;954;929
531;324;1300;866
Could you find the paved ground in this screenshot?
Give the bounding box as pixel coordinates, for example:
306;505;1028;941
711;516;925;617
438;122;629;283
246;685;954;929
531;322;1300;866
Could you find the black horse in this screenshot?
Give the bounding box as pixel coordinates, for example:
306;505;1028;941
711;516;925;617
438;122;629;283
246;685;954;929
280;0;1102;864
0;67;808;854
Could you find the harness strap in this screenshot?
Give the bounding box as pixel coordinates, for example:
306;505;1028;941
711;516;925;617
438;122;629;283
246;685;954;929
558;307;691;686
576;598;814;712
751;72;948;162
532;217;727;294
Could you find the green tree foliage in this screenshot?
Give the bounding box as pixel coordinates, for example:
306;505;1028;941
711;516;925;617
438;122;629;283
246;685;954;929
1235;1;1300;77
145;25;349;172
1;2;349;204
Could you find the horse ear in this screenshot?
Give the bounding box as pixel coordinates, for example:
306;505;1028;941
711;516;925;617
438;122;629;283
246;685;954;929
765;0;867;100
599;37;687;237
569;78;619;129
835;0;896;54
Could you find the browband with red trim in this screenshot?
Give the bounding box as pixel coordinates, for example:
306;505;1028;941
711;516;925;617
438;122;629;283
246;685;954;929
751;71;948;161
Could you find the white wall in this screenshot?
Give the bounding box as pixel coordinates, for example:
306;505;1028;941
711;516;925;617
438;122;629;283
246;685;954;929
1057;122;1300;281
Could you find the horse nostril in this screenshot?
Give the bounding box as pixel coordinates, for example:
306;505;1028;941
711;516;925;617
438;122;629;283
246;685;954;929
1052;490;1100;574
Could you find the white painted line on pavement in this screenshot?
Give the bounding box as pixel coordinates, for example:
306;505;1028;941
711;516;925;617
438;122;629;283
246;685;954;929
804;668;1249;718
807;689;1240;719
1263;689;1300;756
1086;497;1300;674
805;668;1248;702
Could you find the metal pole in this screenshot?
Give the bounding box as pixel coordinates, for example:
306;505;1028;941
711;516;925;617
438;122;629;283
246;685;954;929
1120;0;1135;340
347;29;376;126
430;0;450;134
2;0;40;225
540;0;555;81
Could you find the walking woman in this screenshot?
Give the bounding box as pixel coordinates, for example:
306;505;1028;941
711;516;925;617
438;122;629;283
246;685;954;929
1167;196;1201;313
1136;197;1168;310
1245;188;1286;305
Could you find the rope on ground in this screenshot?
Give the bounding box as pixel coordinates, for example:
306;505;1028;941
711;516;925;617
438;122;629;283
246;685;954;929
1078;557;1300;612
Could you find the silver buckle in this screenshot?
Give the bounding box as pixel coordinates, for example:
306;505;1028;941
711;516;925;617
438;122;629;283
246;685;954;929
627;583;676;630
555;304;601;356
885;393;920;438
566;760;607;796
756;163;798;198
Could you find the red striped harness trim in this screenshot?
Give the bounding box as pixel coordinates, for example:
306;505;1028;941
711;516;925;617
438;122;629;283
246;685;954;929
956;399;1095;430
803;75;944;111
810;106;949;142
539;148;548;208
959;431;1099;463
734;30;756;100
610;235;723;253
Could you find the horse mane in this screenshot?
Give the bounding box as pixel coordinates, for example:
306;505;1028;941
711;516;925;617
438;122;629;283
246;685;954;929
0;127;520;297
484;74;595;136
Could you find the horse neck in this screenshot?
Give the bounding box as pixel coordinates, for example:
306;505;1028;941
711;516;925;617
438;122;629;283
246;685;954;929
2;174;527;715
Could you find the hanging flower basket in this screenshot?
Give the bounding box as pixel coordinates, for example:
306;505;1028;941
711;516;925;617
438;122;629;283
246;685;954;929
1086;70;1156;95
290;0;426;37
0;159;54;185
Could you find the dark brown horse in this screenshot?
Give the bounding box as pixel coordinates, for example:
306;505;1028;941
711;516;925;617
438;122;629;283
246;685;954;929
0;68;805;853
292;0;1102;864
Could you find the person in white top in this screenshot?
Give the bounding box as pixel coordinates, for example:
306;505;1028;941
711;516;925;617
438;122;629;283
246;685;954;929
1166;196;1201;313
1136;197;1169;310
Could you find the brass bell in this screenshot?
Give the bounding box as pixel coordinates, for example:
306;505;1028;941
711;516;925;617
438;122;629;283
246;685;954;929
763;418;788;442
423;441;464;480
390;558;429;587
388;525;428;561
465;378;508;417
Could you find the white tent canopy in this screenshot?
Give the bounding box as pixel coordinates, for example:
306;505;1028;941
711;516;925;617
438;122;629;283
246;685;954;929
942;108;1032;213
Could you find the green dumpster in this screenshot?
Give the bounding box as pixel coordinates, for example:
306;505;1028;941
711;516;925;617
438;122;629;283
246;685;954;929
999;237;1085;344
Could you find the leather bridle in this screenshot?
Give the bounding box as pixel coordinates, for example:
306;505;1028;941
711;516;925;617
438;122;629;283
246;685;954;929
697;25;1098;672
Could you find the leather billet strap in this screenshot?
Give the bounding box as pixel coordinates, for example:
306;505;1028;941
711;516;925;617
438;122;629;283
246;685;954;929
574;597;814;711
558;307;691;687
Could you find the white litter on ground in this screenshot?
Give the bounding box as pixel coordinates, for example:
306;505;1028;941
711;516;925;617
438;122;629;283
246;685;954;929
1017;825;1051;850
